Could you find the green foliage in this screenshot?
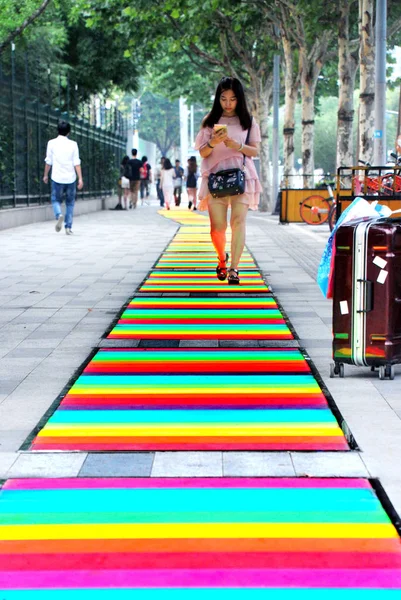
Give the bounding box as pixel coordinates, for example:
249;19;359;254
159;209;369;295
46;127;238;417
0;0;47;42
138;91;180;156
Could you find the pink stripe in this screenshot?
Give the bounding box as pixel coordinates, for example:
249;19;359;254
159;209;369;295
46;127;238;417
3;478;370;491
1;568;401;588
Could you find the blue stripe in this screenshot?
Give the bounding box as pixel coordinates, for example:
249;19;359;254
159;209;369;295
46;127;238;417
0;589;399;599
0;488;380;513
47;409;337;424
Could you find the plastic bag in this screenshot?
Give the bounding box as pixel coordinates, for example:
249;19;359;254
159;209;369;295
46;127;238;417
317;197;379;298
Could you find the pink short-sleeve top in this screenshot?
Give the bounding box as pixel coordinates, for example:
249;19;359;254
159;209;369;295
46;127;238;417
194;115;262;210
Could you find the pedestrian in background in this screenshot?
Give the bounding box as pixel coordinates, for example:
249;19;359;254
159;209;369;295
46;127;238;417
155;157;165;207
120;155;130;210
113;155;130;210
160;158;174;211
140;155;152;203
195;76;262;285
185;156;200;210
125;148;142;209
43;120;83;235
173;159;184;206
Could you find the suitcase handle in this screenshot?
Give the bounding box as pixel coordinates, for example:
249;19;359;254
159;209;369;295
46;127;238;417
357;279;373;313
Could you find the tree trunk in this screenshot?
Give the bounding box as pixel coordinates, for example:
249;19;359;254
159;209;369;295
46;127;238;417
282;36;298;188
300;53;317;188
337;0;358;175
251;81;272;212
358;0;375;163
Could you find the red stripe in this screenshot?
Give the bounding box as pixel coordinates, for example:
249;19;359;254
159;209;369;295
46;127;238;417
33;435;339;444
84;363;310;374
63;393;321;402
128;303;276;308
116;319;286;325
32;441;348;451
3;552;401;571
1;537;392;555
61;396;324;407
106;335;286;340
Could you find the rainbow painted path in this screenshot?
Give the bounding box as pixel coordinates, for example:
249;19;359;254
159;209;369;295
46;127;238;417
31;348;347;451
1;477;401;595
108;298;293;340
30;209;350;451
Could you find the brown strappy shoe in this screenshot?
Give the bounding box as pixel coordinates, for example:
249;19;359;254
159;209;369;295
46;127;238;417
216;253;229;281
228;268;240;285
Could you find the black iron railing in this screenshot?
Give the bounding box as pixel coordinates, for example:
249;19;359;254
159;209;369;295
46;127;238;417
0;46;129;209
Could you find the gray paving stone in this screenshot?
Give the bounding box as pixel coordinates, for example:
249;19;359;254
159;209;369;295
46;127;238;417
0;452;18;477
7;453;87;477
291;452;369;477
223;452;295;476
79;453;154;477
179;340;219;347
151;452;223;477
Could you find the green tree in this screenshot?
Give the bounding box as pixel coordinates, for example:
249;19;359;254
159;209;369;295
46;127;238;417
0;0;52;54
139;91;180;156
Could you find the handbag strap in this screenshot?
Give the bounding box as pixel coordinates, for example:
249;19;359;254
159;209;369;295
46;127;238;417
242;118;252;168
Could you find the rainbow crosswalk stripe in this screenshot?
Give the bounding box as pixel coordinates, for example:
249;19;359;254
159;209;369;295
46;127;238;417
108;308;292;339
156;255;257;269
0;477;401;594
157;209;209;224
127;297;278;309
139;271;269;292
83;348;310;374
31;348;348;451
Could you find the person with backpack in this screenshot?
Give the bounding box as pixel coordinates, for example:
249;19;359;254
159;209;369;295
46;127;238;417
124;148;142;209
140;156;152;203
173;159;184;206
185;156;200;210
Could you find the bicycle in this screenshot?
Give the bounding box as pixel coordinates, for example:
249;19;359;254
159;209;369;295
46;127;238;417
358;156;401;196
299;183;336;230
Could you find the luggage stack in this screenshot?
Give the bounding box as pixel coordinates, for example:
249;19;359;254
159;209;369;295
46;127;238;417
332;218;401;380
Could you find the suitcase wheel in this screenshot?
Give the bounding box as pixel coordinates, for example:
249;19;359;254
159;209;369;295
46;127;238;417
330;362;344;378
379;365;395;380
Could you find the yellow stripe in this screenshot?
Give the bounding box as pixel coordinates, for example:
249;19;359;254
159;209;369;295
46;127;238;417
38;425;343;437
0;522;396;541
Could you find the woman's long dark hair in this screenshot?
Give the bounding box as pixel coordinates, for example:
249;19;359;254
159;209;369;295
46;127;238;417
163;158;173;170
202;77;252;130
121;155;129;166
187;156;198;174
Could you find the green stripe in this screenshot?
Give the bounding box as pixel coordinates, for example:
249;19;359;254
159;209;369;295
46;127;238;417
0;509;389;525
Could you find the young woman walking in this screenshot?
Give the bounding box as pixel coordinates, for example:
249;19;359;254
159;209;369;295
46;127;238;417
160;158;175;210
195;77;261;284
185;156;200;210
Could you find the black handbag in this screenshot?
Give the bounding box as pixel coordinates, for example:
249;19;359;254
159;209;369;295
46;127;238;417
208;125;251;198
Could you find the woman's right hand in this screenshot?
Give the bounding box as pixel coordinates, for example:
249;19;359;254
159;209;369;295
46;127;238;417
209;129;228;147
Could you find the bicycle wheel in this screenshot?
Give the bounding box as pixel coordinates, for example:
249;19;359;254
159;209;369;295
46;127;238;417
299;195;330;225
328;203;337;232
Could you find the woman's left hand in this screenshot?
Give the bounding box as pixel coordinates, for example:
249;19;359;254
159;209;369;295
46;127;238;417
224;137;242;150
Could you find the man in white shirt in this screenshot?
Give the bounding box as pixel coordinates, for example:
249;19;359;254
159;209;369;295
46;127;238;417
43;121;84;235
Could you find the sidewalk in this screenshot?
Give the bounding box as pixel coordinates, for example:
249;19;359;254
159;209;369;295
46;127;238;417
0;198;400;514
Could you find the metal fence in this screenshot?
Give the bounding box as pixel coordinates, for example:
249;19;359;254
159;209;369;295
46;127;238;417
0;46;129;209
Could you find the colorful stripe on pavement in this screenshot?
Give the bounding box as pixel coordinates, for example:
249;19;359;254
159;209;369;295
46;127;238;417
139;271;269;292
30;348;348;451
126;297;276;309
108;305;292;339
0;477;400;594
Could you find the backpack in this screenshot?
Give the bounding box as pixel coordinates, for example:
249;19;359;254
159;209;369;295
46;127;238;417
124;161;133;180
187;171;197;188
140;163;149;180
